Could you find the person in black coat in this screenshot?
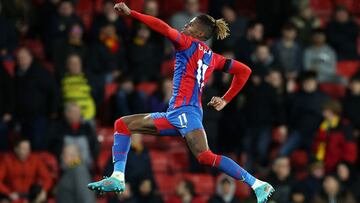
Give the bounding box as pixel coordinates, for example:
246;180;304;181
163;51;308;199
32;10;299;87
14;47;58;150
134;178;163;203
47;102;99;169
208;175;241;203
0;62;14;151
326;6;359;60
279;71;329;155
342;74;360;138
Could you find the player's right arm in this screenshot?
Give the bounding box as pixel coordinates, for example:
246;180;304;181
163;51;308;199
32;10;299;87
114;2;189;50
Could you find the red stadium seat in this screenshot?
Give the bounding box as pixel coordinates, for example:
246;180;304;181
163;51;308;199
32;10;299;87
36;152;59;180
155;174;180;195
169;150;190;172
183;173;215;195
150;150;169;173
24;39;46;61
235;181;252;200
105;82;119;103
310;0;333;16
319;83;346;99
336;60;360;79
290;150;308;169
136;82;158;96
97;127;114;149
97;149;111;174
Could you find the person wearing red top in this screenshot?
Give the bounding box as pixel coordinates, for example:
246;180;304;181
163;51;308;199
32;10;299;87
0;138;52;202
88;3;274;202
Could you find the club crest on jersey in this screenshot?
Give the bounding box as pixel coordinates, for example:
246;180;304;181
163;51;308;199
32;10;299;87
198;44;211;54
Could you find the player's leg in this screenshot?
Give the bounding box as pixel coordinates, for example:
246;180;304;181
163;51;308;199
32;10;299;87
185;129;274;203
88;113;161;193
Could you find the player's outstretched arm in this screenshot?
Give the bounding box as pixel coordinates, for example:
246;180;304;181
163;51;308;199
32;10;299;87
114;2;179;43
208;60;251;111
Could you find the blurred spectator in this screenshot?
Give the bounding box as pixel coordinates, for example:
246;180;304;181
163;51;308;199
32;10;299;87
0;138;52;201
235;20;264;64
326;6;359;60
242;66;284;170
342;75;360;141
15;47;58;150
112;76;148;119
304;29;339;83
290;184;307;203
267;156;293;203
61;54;96;121
311;175;356;203
250;43;277;77
0;63;14;151
47;0;82;43
168;180;205;203
91;0;128;41
28;184;47;203
280;71;329;155
56;145;96;203
48;102;99;168
129;26;163;82
150;77;172;112
313;100;358;172
104;133;154;190
212;5;247;52
272;23;303;77
290;5;321;46
108;183;137;203
303;161;325;201
134;178;163;203
170;0;200;32
90;24;126;83
208;175;240;203
52;23;89;79
336;162;360;201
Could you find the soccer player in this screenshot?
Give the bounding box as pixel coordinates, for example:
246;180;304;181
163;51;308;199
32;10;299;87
88;2;274;202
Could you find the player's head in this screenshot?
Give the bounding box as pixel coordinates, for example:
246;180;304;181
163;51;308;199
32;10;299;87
182;14;230;41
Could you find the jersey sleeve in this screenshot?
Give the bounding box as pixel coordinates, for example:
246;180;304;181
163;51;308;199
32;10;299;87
213;53;234;73
130;10;191;50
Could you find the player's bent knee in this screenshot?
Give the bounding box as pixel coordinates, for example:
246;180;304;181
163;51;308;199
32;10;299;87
197;150;221;167
114;117;131;135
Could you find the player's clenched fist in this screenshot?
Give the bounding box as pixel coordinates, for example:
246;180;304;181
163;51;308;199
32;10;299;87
207;96;227;111
114;2;131;15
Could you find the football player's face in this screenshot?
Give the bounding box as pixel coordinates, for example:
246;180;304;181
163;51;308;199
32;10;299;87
182;17;201;38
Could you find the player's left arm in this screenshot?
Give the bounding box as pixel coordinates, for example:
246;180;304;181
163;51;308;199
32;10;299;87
208;54;252;111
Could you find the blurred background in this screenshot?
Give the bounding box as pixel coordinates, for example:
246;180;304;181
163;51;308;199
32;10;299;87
0;0;360;202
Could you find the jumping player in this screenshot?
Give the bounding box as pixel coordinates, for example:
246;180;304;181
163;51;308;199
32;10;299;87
88;2;274;202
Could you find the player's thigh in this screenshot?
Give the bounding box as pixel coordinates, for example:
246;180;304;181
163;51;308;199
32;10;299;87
185;129;210;157
120;114;159;135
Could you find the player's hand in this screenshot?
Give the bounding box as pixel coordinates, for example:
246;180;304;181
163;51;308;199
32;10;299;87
114;2;131;16
207;96;227;111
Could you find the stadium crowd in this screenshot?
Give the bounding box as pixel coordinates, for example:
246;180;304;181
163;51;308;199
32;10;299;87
0;0;360;202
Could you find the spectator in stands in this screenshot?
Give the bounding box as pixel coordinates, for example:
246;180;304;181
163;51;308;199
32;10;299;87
208;174;240;203
0;63;14;151
56;145;96;203
326;6;359;60
61;54;96;121
272;23;303;77
134;178;163;203
48;0;82;42
15;47;58;150
311;175;356;203
150;77;172;112
290;184;307;203
290;5;321;46
212;5;247;52
168;180;205;203
250;43;277;77
235;20;264;64
90;23;126;84
47;102;99;168
267;156;293;203
28;184;47;203
104;133;154;190
129;25;163;82
108;183;137;203
342;74;360;143
112;76;148;119
52;23;89;80
304;29;339;83
242;62;284;170
170;0;200;32
0;138;52;202
280;71;329;155
303;161;325;201
91;0;128;41
313;100;358;172
336;162;360;202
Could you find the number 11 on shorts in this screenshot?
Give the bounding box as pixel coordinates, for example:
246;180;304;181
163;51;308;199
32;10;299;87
178;113;188;128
